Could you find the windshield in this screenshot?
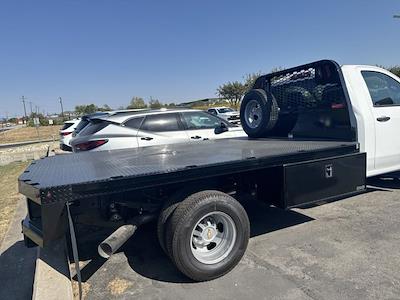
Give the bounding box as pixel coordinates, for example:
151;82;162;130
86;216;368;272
217;108;234;113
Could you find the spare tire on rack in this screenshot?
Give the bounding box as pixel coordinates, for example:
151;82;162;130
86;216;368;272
240;89;279;138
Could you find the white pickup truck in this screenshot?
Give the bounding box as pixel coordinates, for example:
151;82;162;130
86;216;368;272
21;60;400;283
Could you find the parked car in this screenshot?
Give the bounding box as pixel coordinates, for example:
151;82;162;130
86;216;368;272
72;109;149;138
70;109;247;152
207;107;240;124
59;119;81;151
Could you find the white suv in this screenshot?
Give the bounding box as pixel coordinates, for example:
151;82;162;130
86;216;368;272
71;109;247;152
207;107;240;124
60;119;80;151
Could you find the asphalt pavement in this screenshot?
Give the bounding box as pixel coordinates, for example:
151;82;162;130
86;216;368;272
71;174;400;300
0;197;36;300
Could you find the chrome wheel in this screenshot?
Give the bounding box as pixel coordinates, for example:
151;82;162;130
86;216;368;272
244;99;262;129
190;212;237;265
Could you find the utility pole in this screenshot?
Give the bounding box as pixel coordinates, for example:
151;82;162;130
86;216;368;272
29;101;33;116
21;96;27;122
59;97;64;120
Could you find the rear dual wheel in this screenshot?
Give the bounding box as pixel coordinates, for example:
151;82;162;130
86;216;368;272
158;190;250;281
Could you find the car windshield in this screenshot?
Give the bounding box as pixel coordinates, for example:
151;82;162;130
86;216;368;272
217;108;234;113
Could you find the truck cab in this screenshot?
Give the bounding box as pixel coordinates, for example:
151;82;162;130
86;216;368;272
342;65;400;176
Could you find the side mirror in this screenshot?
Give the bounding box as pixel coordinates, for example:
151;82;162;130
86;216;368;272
214;122;228;134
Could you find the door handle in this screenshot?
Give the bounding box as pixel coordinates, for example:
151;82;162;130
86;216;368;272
376;116;390;122
141;137;153;141
191;135;202;139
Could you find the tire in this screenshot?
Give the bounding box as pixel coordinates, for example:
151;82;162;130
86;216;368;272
240;89;279;138
157;197;181;255
157;183;217;255
157;189;194;255
165;190;250;281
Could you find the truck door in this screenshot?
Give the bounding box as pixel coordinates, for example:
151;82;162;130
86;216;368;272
361;70;400;171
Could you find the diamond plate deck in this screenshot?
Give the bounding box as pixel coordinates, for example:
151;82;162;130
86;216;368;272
19;138;357;195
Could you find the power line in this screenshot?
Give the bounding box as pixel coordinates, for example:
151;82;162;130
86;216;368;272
394;15;400;18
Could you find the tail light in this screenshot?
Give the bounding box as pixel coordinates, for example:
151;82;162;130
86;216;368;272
60;131;73;136
74;139;108;151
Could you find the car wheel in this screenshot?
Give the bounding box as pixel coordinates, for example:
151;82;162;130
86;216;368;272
165;190;250;281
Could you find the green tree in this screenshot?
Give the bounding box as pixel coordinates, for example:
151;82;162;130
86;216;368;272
388;66;400;77
244;72;263;91
101;104;112;111
166;102;176;108
216;81;246;107
75;104;98;116
243;67;284;92
149;97;162;109
127;96;147;109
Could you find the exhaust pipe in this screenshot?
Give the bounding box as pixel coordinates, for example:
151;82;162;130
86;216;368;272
97;214;156;258
98;224;137;258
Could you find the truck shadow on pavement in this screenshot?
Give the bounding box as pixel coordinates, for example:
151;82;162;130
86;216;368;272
367;172;400;190
126;200;315;283
0;241;36;300
76;198;315;284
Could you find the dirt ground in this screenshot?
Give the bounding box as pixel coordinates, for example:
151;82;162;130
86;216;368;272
0;125;61;144
0;161;30;245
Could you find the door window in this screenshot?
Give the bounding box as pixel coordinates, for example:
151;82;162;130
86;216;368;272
208;109;217;115
141;113;181;132
362;71;400;106
124;117;144;129
182;111;226;129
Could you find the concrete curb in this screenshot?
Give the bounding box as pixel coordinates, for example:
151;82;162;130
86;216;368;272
0;138;59;149
32;147;74;300
32;239;74;300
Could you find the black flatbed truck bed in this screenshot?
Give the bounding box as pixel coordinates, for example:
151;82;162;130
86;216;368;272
20;137;365;248
20;138;359;200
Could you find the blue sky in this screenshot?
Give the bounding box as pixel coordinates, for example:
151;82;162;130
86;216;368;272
0;0;399;118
